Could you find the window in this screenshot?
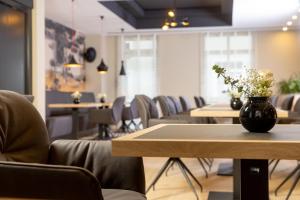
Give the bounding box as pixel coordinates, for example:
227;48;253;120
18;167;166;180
118;34;157;102
201;32;253;104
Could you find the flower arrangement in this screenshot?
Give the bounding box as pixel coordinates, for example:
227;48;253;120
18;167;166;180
71;91;82;99
97;93;107;103
228;89;242;98
212;65;274;97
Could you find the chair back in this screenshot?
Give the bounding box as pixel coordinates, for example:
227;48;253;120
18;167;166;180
179;96;192;112
199;96;206;106
194;96;202;108
0;91;49;163
135;95;151;128
168;96;183;113
156;96;170;116
112;96;126;123
130;98;139;118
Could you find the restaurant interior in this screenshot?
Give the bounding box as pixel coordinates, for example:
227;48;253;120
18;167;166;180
1;0;300;199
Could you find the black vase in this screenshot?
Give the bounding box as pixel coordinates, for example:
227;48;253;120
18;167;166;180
239;97;277;133
73;98;80;104
230;98;243;110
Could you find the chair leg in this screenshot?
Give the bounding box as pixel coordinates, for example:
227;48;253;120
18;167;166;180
177;158;203;191
269;160;280;179
275;165;300;196
146;158;172;193
177;160;199;200
269;159;275;166
286;171;300;200
197;158;208;178
165;159;175;176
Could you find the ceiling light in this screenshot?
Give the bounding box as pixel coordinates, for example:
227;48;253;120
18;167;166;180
282;26;288;31
64;0;81;68
286;21;293;26
181;18;190;26
292;15;298;20
97;16;109;74
170;20;178;27
162;24;169;30
168;10;175;18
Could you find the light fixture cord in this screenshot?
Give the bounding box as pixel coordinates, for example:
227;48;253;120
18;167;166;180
100;16;104;60
71;0;75;49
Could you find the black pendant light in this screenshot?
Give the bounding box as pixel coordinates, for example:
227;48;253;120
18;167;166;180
64;0;81;68
120;61;126;76
64;55;81;68
97;16;108;74
119;28;126;76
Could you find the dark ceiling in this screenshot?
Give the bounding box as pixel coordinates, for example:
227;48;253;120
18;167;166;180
99;0;233;29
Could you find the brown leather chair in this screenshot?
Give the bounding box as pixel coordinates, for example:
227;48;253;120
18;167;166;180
0;91;146;200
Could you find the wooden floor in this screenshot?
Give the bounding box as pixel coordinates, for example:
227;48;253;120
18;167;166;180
144;157;300;200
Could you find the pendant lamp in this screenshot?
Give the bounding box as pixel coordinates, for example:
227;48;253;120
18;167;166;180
119;28;126;76
97;16;109;74
64;0;81;68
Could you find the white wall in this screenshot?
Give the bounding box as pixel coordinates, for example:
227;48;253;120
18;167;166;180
254;31;300;82
157;33;201;102
32;0;46;118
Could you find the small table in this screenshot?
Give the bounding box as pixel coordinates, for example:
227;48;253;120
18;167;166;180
191;105;289;176
48;102;112;138
112;124;300;200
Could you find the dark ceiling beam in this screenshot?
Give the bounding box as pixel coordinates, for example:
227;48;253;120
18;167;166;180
221;0;233;24
99;1;137;27
124;1;145;17
137;15;231;29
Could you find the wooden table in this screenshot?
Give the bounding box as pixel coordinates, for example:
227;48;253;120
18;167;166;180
48;102;112;139
112;124;300;200
191;105;289;118
191;105;290;176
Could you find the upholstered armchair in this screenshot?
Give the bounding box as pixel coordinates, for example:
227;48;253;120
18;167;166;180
0;91;146;200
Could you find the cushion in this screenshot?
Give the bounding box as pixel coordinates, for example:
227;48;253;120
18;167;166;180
0;91;49;163
102;189;146;200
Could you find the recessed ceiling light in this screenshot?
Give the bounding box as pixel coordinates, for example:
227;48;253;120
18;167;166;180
286;21;293;26
282;26;288;31
292;15;298;20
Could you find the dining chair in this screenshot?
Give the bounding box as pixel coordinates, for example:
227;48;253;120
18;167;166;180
121;98;140;132
89;96;125;139
0;90;146;200
179;96;193;112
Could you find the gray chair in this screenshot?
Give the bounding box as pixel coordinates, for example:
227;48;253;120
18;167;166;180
0;90;146;200
89;96;125;139
121;98;140;132
194;96;206;108
135;95;203;199
179;96;193;112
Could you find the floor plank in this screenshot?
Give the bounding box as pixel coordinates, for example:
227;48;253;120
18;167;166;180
144;157;300;200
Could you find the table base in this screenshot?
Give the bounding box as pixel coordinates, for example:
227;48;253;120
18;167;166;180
208;191;233;200
217;162;233;176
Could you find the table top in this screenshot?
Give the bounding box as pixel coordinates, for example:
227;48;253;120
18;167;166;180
190;105;289;118
112;124;300;160
48;102;112;108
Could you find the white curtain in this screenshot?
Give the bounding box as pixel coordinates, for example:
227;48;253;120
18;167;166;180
201;32;254;104
118;34;157;102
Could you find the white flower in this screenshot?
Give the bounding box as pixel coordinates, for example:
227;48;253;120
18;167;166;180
71;91;82;99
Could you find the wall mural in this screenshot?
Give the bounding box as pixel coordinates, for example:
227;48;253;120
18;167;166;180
45;18;85;92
